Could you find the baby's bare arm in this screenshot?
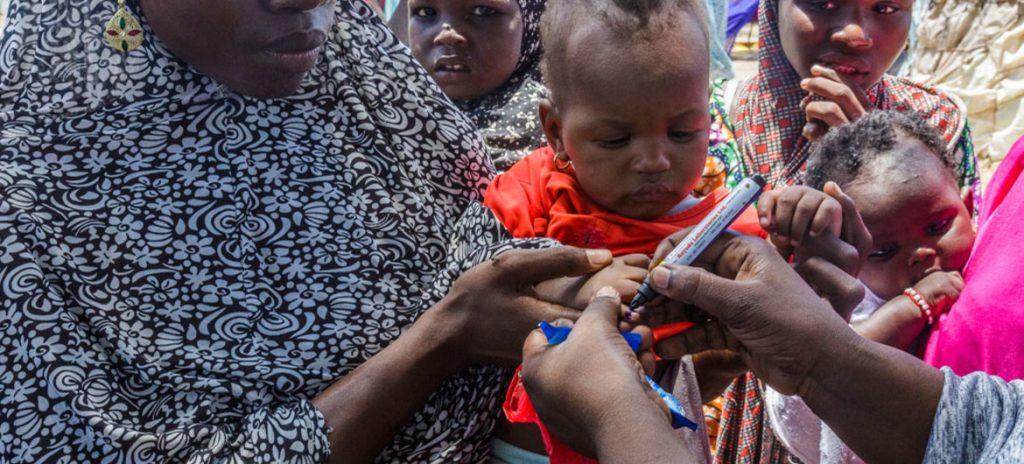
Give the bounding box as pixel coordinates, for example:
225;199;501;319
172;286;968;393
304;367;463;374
854;271;964;350
853;297;928;350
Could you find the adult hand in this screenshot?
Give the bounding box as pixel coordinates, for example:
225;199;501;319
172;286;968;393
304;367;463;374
638;220;864;333
535;254;649;310
801;64;872;141
521;287;687;462
678;233;864;400
430;246;614;367
314;246;613;464
652;234;946;464
651;233;861;396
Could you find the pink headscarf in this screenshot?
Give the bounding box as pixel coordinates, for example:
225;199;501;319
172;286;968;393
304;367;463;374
925;135;1024;380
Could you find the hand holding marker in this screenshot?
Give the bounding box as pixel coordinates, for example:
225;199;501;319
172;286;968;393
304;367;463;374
629;175;767;311
525;178;765;446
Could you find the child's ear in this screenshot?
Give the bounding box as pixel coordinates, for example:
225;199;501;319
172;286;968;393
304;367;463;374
961;186;975;218
539;99;564;153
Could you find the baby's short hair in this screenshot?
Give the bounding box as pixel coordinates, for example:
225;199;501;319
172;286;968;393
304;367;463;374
805;111;957;190
539;0;709;99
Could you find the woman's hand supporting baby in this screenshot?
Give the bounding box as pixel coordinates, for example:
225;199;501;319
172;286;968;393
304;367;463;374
431;247;621;366
534;254;650;311
315;246;617;463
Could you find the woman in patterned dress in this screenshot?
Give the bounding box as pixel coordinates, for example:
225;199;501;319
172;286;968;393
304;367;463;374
0;1;617;462
726;0;978;192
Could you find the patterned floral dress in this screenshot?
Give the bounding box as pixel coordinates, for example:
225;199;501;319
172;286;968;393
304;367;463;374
0;1;552;462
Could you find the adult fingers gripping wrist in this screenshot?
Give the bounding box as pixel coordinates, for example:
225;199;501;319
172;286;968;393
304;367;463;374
494;247;613;283
440;246;614;366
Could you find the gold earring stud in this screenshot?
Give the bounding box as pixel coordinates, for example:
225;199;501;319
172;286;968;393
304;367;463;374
104;0;144;52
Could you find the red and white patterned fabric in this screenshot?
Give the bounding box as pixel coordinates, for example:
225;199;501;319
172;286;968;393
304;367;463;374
730;0;976;191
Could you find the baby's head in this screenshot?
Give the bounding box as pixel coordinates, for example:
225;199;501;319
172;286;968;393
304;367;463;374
806;111;975;299
539;0;711;220
408;0;529;101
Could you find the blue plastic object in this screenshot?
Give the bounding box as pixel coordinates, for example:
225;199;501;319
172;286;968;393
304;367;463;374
536;321;698;431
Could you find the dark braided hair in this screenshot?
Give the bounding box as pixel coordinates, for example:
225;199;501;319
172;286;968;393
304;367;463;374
805;111;957;190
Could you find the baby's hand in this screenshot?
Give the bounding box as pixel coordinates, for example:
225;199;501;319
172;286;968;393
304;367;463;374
758;185;842;249
800;64;871;141
911;271;965;315
534;254;649;310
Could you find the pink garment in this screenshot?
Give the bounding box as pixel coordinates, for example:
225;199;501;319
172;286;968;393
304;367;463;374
925;136;1024;380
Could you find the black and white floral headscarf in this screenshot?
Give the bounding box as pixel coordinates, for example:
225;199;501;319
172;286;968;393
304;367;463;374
0;0;549;462
455;0;549;171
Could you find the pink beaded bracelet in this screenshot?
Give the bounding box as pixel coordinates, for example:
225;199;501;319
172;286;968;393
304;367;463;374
903;287;935;325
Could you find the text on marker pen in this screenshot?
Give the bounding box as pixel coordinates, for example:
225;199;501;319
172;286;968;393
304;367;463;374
628;175;766;310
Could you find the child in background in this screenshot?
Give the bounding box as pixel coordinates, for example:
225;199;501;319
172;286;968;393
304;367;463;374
484;0;764;462
408;0;548;170
803;111;972;351
726;0;978;193
760;111;975;464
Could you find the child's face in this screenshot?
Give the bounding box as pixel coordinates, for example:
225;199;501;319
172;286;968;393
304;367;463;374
845;139;974;300
541;19;710;220
777;0;912;89
408;0;523;101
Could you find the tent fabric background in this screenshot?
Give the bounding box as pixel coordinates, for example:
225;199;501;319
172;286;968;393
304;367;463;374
911;0;1024;182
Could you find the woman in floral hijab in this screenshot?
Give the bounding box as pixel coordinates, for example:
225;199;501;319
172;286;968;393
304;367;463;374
0;0;605;462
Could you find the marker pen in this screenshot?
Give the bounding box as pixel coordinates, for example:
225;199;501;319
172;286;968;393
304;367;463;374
628;175;766;310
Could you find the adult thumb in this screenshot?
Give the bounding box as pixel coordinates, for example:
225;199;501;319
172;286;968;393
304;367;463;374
575;286;625;329
649;264;751;326
492;246;613;284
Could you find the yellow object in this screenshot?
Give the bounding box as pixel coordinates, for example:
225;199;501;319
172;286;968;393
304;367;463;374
104;0;144;52
704;396;725;454
694;155;727;198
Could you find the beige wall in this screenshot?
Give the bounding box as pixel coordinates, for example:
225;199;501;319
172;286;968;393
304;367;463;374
911;0;1024;186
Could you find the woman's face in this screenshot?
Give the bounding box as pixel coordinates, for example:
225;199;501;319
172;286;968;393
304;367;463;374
777;0;912;89
141;0;337;99
408;0;523;101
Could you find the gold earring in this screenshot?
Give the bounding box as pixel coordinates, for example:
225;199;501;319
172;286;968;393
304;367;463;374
104;0;144;52
553;152;573;172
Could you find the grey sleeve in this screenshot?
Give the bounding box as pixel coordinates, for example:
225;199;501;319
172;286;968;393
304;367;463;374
924;367;1024;463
